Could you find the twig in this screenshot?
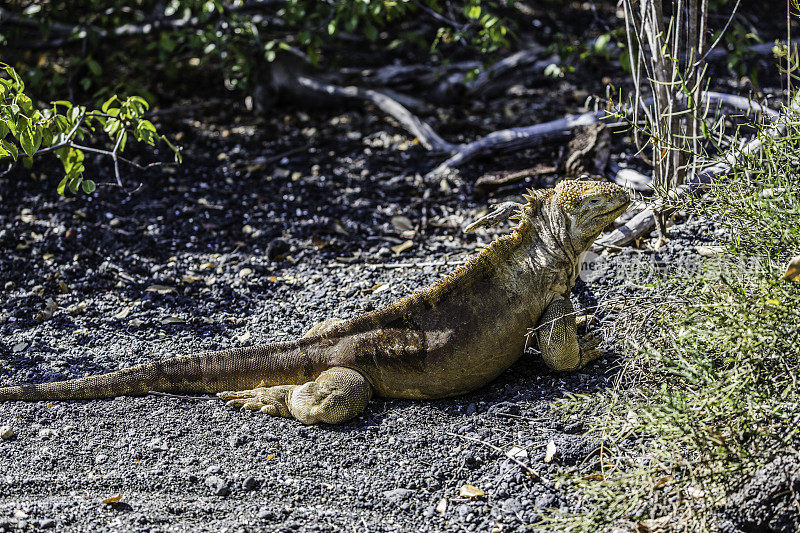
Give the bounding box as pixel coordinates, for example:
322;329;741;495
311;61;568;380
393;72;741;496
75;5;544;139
446;431;547;481
413;1;466;32
693;0;742;66
111;130;124;187
34;110;87;156
234;143;313;168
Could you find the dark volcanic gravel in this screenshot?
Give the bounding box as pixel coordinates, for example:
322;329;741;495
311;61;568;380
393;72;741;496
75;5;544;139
0;101;758;532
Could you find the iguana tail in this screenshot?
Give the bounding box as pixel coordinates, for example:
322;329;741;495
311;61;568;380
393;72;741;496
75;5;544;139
0;342;325;401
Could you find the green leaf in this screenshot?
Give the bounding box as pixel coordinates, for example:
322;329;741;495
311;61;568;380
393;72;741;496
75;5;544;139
466;5;481;19
594;33;611;52
81;179;96;193
101;95;118;114
87;57;102;76
16;94;32;114
104;118;121;137
69;106;82;122
57;176;68;195
20;127;36;157
364;23;378;41
54;115;69;132
41;128;53;148
346;14;358;33
52;100;73;110
69;176;81;194
129;96;149;111
1;139;18;160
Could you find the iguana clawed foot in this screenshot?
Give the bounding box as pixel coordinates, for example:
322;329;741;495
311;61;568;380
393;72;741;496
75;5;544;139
578;332;603;365
218;367;372;425
219;385;294;417
536;296;605;371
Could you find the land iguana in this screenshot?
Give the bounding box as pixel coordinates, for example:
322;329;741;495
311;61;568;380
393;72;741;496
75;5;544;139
0;180;630;425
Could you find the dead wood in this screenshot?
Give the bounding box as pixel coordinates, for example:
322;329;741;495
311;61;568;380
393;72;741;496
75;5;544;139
425;110;608;180
474;165;559;196
296;76;456;152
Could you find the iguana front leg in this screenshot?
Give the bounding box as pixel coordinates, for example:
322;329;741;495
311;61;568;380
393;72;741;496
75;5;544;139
464;202;522;233
219;367;372;425
535;295;602;371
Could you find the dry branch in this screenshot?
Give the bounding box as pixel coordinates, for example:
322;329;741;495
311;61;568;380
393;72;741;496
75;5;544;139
296;76;456;153
425;110;607;180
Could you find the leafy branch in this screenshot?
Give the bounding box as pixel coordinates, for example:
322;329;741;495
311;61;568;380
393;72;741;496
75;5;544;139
0;64;181;195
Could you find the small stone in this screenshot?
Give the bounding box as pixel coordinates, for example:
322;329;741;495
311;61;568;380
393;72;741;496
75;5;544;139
205;475;230;497
228;435;247;447
0;426;15;440
502;497;522;514
95;454;108;465
38;428;57;439
148;438;168;452
205;464;222;474
382;488;413;503
456;504;471;519
13;510;28;520
535;494;555;509
39;519;56;529
242;476;259;491
488;401;520;416
459;484;485;498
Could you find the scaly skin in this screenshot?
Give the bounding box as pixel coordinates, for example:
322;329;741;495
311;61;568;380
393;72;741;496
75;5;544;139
0;180;630;424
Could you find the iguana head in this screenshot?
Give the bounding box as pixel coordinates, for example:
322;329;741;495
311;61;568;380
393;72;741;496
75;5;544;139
550;179;630;249
519;179;629;255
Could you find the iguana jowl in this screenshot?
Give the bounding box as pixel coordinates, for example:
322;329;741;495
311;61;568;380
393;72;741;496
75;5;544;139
0;180;630;425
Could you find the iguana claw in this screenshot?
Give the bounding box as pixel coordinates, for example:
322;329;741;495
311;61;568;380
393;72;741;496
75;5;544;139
578;333;603;365
218;385;294;417
464;202;522;233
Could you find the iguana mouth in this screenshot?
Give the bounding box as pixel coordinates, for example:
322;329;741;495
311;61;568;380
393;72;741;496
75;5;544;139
598;200;630;219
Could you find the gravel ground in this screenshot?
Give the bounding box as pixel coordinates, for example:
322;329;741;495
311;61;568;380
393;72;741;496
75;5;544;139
0;101;772;532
